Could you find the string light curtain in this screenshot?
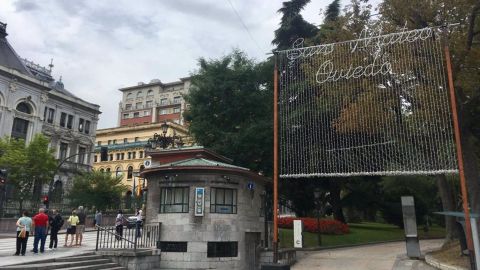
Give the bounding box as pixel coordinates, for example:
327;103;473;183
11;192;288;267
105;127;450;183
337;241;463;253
278;27;458;178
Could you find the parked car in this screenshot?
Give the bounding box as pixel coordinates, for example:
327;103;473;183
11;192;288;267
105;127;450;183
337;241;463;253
126;216;142;229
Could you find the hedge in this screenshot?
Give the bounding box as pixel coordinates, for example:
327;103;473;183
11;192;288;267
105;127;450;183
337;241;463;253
278;217;349;234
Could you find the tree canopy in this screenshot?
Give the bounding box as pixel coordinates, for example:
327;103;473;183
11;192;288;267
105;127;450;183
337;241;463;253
68;170;127;211
185;50;273;175
0;134;57;208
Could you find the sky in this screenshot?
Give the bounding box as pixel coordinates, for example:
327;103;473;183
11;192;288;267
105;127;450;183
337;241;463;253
0;0;374;129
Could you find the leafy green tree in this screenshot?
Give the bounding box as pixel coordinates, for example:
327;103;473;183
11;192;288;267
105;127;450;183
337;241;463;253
272;0;319;50
184;50;273;175
68;171;127;211
0;134;57;210
324;0;341;23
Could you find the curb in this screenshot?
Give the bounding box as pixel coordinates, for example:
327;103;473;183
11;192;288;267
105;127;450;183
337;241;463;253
425;254;468;270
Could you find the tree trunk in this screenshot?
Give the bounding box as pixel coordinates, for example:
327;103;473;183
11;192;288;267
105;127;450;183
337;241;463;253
329;179;346;223
435;174;458;243
461;130;480;214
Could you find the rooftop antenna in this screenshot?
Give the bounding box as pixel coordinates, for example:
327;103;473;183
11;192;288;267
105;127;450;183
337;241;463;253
59;75;62;82
48;58;54;73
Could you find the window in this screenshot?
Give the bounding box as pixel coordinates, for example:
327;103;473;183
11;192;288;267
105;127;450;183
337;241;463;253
133;112;140;118
60;113;67;127
136;91;143;98
123;113;129;119
78;147;86;164
116;153;121;160
100;168;105;173
78;118;84;132
160;187;189;213
210;188;237;214
106;168;111;173
116;167;122;177
173;107;181;113
127;166;133;179
11;118;29;140
97;141;102;146
160;109;168;115
136;102;142;109
44;107;55;124
159;242;187;252
207;242;238;257
16;102;31;114
113;139;117;144
108;140;112;145
132;152;136;159
67;115;73;129
59;143;68;160
144;110;150;116
109;154;113;161
146;100;153;108
160;98;168;105
126;93;133;100
139;151;144;159
147;90;154;97
94;155;98;163
173;96;181;104
128;152;132;159
125;104;132;110
85;121;91;134
135;137;139;142
121;153;125;160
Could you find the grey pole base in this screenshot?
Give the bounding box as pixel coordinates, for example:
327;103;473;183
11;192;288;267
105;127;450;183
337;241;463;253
261;263;290;270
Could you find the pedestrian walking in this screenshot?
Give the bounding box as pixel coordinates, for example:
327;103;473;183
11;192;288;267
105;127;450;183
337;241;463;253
64;210;79;247
48;209;63;250
94;210;102;227
75;206;86;246
115;210;124;240
32;208;49;254
135;208;142;238
14;210;32;256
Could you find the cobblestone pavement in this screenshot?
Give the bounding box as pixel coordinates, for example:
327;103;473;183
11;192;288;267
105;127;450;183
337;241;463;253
292;239;442;270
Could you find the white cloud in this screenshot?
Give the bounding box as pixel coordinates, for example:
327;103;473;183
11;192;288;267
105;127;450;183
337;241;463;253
1;0;368;128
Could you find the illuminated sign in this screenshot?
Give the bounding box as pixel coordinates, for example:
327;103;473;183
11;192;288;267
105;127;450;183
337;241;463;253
195;187;205;217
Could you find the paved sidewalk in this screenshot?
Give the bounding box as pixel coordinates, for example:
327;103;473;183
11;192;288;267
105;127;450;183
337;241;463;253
0;231;97;267
292;239;443;270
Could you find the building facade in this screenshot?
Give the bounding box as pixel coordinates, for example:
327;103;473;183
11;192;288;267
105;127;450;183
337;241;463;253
118;78;190;127
93;122;193;197
0;22;101;200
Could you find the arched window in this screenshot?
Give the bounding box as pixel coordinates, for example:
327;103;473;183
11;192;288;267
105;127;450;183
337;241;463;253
116;167;123;177
100;168;105;173
16;102;31;114
147;90;153;97
127;166;133;179
126;93;133;100
106;167;111;173
136;91;143;98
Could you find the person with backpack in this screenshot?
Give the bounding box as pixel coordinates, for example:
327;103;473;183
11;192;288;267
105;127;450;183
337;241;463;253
48;209;63;250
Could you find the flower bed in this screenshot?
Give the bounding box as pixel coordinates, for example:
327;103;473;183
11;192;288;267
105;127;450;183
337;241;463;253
278;217;349;234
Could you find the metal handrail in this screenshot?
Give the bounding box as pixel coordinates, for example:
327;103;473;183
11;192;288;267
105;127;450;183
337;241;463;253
95;223;161;252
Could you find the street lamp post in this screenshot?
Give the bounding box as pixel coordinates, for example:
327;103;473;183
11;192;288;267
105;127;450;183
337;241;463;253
145;121;184;151
314;188;322;246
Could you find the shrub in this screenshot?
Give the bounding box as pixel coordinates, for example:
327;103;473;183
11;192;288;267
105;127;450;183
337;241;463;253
278;217;349;234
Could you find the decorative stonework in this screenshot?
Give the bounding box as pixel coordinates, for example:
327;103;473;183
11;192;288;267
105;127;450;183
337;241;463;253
8;78;17;92
41;93;48;102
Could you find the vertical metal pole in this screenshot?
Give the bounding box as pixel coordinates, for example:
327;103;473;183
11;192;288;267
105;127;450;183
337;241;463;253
444;36;476;270
273;54;279;263
95;226;99;251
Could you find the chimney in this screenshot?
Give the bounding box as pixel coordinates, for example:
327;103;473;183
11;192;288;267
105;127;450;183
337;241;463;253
0;22;7;39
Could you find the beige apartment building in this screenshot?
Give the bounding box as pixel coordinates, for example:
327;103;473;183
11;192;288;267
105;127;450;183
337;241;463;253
93;121;192;196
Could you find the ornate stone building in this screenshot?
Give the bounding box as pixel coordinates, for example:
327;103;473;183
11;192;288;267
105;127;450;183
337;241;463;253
0;22;101;201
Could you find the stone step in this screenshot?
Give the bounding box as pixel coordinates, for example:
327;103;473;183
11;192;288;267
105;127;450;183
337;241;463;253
58;262;124;270
1;258;112;270
96;267;127;270
54;254;104;262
